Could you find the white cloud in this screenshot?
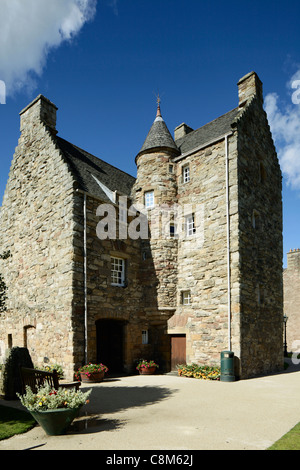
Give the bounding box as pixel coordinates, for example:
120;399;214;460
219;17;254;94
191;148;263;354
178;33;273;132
0;0;97;95
265;71;300;191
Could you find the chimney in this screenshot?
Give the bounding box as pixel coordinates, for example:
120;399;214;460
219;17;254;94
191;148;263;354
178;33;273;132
287;248;300;272
237;71;263;107
174;123;193;141
20;94;58;136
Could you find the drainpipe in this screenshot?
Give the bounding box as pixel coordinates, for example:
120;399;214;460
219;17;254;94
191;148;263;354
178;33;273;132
83;192;88;364
225;134;232;351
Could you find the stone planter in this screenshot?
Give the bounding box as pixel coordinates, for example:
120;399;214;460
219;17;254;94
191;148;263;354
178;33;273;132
138;366;157;375
80;371;105;383
30;407;81;435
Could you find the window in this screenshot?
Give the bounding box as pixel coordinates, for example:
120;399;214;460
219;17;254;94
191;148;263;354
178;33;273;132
111;257;125;286
181;290;191;305
142;330;149;344
119;199;127;223
252;210;260;229
185;213;196;236
144;190;155;209
169;223;177;238
169;164;174;173
182;164;190;183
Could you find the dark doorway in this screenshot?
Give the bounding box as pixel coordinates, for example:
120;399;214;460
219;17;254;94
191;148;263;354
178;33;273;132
96;320;125;373
170;335;186;370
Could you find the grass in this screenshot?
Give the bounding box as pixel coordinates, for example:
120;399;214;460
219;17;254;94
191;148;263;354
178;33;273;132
267;422;300;450
0;404;36;440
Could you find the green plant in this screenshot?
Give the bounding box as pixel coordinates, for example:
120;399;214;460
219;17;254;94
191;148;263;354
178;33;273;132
136;359;159;370
75;363;108;380
37;364;64;380
17;384;91;412
2;347;34;399
177;363;220;380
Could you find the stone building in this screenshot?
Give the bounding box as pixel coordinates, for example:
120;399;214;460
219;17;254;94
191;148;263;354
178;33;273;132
283;249;300;353
0;71;283;379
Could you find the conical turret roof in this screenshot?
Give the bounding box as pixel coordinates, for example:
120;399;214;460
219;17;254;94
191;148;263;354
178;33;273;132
136;100;180;159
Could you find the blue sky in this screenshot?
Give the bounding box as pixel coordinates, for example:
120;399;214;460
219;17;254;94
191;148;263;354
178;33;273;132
0;0;300;267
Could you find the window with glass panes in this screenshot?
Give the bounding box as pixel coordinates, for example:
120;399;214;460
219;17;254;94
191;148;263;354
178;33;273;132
144;190;155;209
182;165;190;183
111;257;125;286
181;290;191;305
185;213;195;236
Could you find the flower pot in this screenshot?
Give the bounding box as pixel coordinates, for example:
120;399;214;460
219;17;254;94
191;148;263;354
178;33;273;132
139;366;156;375
80;371;105;383
30;407;81;435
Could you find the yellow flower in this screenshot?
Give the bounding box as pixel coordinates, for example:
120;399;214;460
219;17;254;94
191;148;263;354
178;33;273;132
38;402;43;406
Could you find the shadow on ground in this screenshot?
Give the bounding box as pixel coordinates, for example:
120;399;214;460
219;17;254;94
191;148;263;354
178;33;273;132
69;382;177;435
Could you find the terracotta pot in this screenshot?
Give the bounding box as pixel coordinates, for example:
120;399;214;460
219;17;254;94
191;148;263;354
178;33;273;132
80;371;105;383
138;366;156;375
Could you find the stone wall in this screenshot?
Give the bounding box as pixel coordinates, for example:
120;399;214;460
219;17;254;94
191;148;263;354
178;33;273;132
169;135;241;367
283;249;300;352
0;96;77;379
236;95;283;377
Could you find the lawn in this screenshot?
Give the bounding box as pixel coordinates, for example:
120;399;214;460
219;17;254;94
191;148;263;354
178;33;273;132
0;404;36;440
267;422;300;450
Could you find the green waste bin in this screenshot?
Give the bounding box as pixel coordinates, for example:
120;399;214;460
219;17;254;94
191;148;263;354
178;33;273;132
220;351;235;382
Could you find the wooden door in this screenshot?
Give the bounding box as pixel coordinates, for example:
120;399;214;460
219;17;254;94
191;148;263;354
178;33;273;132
171;335;186;370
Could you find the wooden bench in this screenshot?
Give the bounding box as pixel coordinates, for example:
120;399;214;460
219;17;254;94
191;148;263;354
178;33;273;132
20;367;81;394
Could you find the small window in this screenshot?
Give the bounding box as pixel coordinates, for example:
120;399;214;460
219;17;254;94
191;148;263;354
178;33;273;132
169;164;174;173
142;330;149;344
182;164;190;183
169;223;177;238
181;290;191;305
185;213;196;236
144;190;155;209
111;257;125;286
252;210;260;229
119;199;127;223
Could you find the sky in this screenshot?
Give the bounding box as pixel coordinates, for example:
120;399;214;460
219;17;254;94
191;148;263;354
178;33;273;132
0;0;300;268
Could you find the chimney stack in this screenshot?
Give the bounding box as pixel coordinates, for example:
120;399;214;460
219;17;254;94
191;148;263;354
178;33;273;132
237;71;263;107
174;123;193;141
20;95;58;136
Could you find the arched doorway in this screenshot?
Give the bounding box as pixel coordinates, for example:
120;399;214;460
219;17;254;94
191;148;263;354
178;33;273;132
96;319;125;373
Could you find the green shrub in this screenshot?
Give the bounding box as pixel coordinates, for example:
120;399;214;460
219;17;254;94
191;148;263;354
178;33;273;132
2;347;33;400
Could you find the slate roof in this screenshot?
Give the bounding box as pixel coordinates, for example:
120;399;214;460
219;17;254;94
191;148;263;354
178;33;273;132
137;114;180;158
55;106;241;202
55;136;136;202
175;107;241;155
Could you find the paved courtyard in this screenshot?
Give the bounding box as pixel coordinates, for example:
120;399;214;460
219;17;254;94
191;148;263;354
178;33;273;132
1;361;300;451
